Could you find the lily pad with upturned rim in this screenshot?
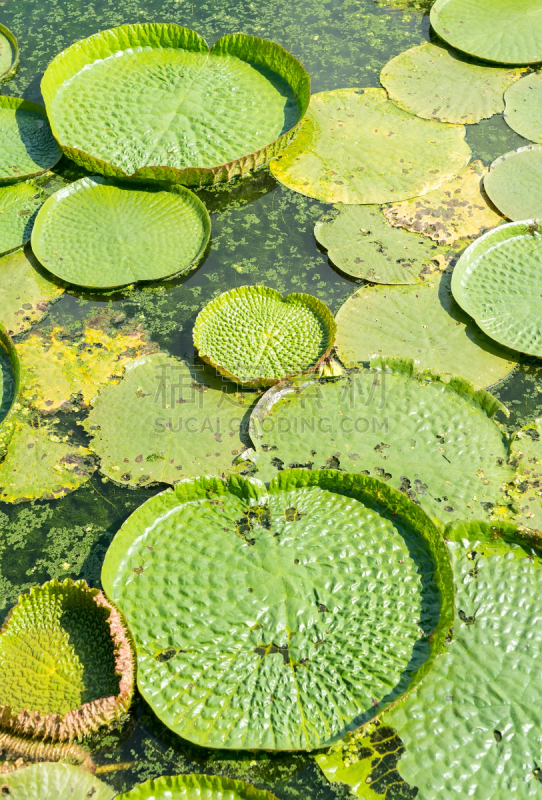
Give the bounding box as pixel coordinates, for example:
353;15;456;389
270;88;470;204
0;97;62;181
41;23;310;186
430;0;542;66
102;469;453;751
484;146;542;221
380;42;524;125
451;220;542;357
117;773;279;800
0;763;115;800
504;72;542;143
193;286;336;386
31;176;211;288
0;181;46;257
0;23;19;83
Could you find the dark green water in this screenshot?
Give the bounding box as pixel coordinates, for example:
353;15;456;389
0;0;541;795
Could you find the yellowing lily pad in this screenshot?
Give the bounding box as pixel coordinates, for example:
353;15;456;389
384;161;503;245
484;145;542;221
504;71;542;143
381;43;523;125
0;247;64;336
270;88;470;204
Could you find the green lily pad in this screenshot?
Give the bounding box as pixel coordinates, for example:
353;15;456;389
430;0;542;66
0;181;46;257
335;270;517;390
504;72;542;143
451;220;542;357
0;339;15;427
193;286;336;386
314;205;439;284
117;773;279;800
0;23;19;83
31;177;210;289
270;88;470;204
0;97;62;181
0;246;64;336
41;23;310;186
383;161;503;246
84;353;259;488
102;469;453;750
507;419;542;532
245;360;513;526
0;578;134;741
484;146;542;221
0;763;115;800
381;43;523;125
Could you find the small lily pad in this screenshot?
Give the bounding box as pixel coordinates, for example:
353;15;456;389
451;220;542;357
0;763;114;800
380;42;524;125
383;161;503;245
270;88;470;204
484;146;542;221
0;97;62;181
85;353;259;487
117;774;279;800
0;181;46;257
335;270;517;390
430;0;542;65
31;177;211;288
193;286;336;386
504;72;542;143
314;205;439;284
0;23;19;83
102;470;453;750
0;246;63;336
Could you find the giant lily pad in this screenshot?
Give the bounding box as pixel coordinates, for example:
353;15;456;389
117;774;279;800
41;23;310;186
245;360;513;525
484;146;542;221
0;23;19;83
430;0;542;66
381;43;523;125
31;177;211;288
0;578;134;741
314;205;439;284
85;353;259;487
270;88;470;204
383;161;503;245
193;286;336;386
102;469;453;750
335;271;517;390
0;763;114;800
451;220;542;357
0;246;63;336
0;181;46;257
0;97;62;181
507;419;542;532
504;72;542;143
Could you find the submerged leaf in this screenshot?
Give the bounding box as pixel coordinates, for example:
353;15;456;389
383;161;503;245
117;773;279;799
102;470;453;750
270;88;470;204
0;182;46;257
0;763;114;799
504;72;542;143
0;97;61;181
484;146;542;221
0;247;63;336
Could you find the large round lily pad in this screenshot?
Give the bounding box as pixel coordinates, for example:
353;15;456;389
102;469;453;750
430;0;542;66
451;220;542;357
0;23;19;83
0;763;115;800
270;88;470;204
335;271;517;390
0;97;62;181
117;774;279;800
31;177;210;288
314;205;439;284
0;578;134;741
41;23;310;186
504;72;542;143
380;43;523;125
0;181;46;257
85;353;259;487
193;286;336;386
0;247;63;336
484;146;542;221
244;360;513;525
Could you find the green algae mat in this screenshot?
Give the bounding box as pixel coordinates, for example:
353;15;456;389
102;469;453;751
41;23;310;186
484;146;542;221
0;97;61;181
117;774;279;799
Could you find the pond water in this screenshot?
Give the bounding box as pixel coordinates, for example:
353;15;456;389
1;0;542;796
